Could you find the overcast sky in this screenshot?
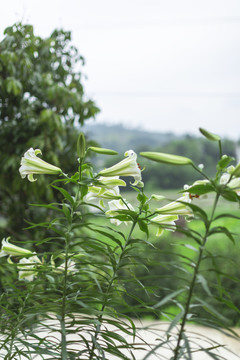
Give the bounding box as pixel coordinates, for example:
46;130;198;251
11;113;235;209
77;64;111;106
1;0;240;139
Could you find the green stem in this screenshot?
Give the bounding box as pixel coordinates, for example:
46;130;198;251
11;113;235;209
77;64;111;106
60;202;75;358
60;236;70;360
172;193;220;360
218;140;223;159
60;161;83;358
89;218;138;359
191;163;210;181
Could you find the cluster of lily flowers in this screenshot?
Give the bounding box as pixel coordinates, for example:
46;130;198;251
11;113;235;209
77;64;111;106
0;237;77;281
82;149;193;233
1;147;240;281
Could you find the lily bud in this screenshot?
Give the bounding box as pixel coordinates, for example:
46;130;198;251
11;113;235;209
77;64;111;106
88;147;118;155
140;152;192;165
199;128;221;141
77;132;86;160
151;194;166;202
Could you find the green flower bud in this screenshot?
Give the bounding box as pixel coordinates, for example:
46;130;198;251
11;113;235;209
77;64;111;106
199;128;221;141
77;132;86;160
88;147;118;155
140;152;193;165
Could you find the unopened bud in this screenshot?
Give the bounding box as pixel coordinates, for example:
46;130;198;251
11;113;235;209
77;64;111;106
77;132;86;160
140;152;193;165
199;128;221;142
88;147;118;155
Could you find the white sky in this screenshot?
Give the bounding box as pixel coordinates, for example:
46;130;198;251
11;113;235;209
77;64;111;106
1;0;240;139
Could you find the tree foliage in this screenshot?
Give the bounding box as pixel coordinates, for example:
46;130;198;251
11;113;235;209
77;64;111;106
0;23;99;238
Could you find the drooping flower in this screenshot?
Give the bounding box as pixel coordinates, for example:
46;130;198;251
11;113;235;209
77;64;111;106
150;214;179;237
84;176;125;208
98;150;142;186
17;255;42;281
151;192;192;236
0;237;33;257
155;193;192;217
220;172;240;195
19;148;62;182
55;259;77;274
106;199;135;226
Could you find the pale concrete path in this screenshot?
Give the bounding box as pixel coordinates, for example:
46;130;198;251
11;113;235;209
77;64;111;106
2;319;240;359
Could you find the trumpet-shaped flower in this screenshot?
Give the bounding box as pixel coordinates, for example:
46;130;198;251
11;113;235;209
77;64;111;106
96;176;126;188
220;172;240;195
155;193;192;216
55;259;77;274
84;176;125;208
18;255;42;281
150;214;179;237
19;148;62;182
98;150;142;186
106;199;134;226
0;237;33;257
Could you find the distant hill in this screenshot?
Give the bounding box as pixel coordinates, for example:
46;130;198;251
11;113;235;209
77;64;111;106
83;123;179;154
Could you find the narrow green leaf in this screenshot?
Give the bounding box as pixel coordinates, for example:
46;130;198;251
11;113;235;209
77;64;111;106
52;185;74;205
138;219;149;237
62;203;71;222
209;226;236;244
197;274;212;296
153;288;186;308
221;189;240;202
29;203;62;211
167;309;185;333
195;297;229;323
182;202;208;223
217;155;234;170
214;213;240;221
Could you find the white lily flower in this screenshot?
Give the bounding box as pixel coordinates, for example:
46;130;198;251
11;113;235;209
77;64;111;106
56;259;77;274
0;237;33;257
106;199;134;226
220;173;231;185
85;186;120;206
150;214;179;237
84;176;124;208
18;255;41;281
98;150;142;186
220;174;240;195
96;176;126;188
192;179;210;186
156;193;192;216
19;148;62;182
